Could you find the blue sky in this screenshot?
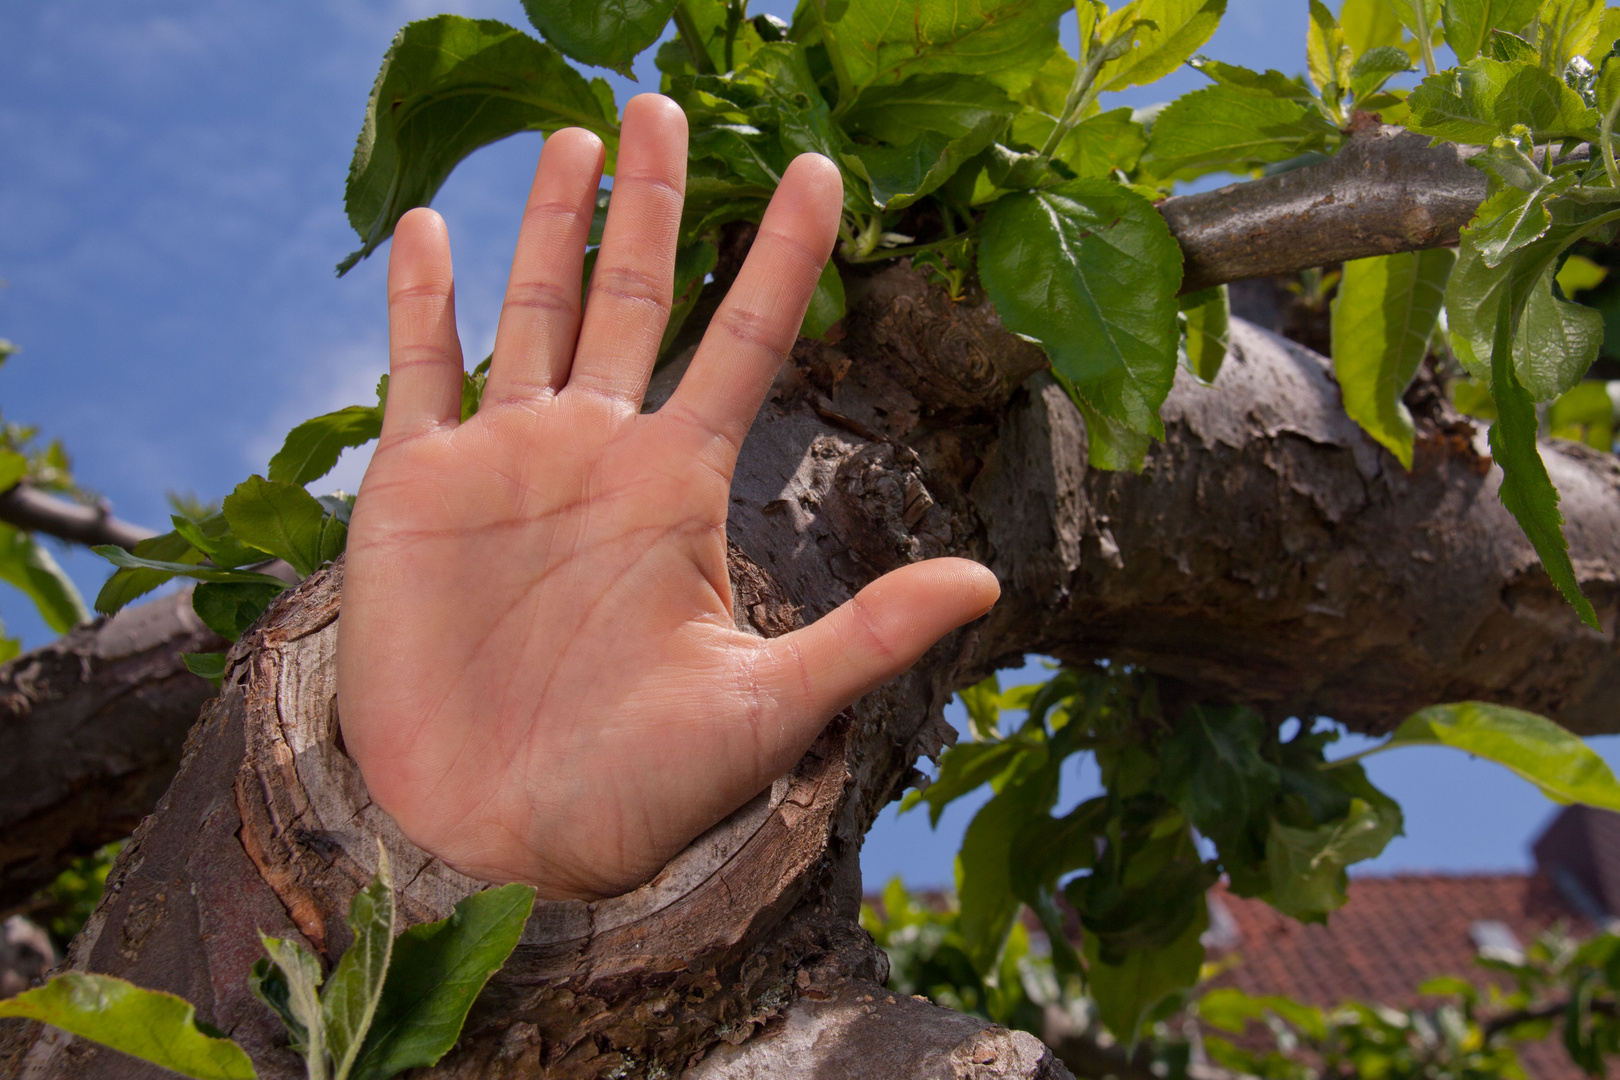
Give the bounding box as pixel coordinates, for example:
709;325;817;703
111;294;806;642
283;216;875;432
0;0;1601;890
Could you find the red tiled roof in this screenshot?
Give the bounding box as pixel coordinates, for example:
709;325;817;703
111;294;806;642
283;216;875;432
1209;872;1590;1005
1207;872;1598;1080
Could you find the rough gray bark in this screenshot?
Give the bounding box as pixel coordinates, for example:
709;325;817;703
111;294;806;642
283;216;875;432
0;590;223;913
1162;123;1485;293
8;260;1620;1078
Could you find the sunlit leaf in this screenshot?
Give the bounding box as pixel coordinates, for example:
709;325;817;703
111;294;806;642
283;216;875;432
1441;0;1539;61
1389;702;1620;809
0;973;256;1080
1093;0;1227;95
1330;248;1455;468
1179;286;1229;384
0;523;90;633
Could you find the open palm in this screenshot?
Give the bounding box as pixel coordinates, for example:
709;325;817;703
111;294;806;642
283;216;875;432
336;96;999;900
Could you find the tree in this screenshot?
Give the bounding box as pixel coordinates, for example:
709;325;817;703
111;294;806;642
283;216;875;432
7;0;1620;1077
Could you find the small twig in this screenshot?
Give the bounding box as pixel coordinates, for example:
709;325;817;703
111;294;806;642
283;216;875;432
0;483;154;550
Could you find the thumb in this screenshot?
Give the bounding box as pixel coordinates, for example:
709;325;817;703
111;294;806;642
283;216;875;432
752;557;1000;767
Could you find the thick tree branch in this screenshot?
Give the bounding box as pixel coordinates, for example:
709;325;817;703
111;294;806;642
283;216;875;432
0;483;154;550
11;263;1620;1078
1163;124;1486;293
0;590;222;913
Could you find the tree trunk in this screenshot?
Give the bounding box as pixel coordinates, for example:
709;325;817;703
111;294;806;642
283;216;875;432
5;129;1620;1074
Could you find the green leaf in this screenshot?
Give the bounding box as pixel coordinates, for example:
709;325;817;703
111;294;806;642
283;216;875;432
1011;107;1148;178
1548;379;1615;449
91;547;291;589
182;651;228;686
1538;0;1606;74
0;449;27;492
1179;286;1229;384
171;513;261;570
1405;57;1599;144
979;179;1183;439
1070;388;1155;471
957;758;1057;974
1512;266;1604;400
1388;0;1440;40
350;884;535;1080
1348;45;1415;99
0;523;90;633
1188;58;1314;99
1141;85;1336;179
1489;28;1539;62
831;0;1072;92
842;74;1016;144
1266;797;1397;919
223;475;345;578
257;932;327;1079
1084;897;1206;1046
799;260;846;340
1485;293;1600;627
1340;0;1405;58
192;581;286;643
519;0;676;74
848;118;1002;210
268;405;383;488
1158;704;1280;845
1441;0;1539;62
1389;702;1620;809
1447;230;1604;402
93;529;200;615
912;738;1033;825
340;16;620;274
0;973;256;1080
1330;248;1455;468
1093;0;1227;95
1308;0;1352;102
1556;253;1608;295
324;852;395;1080
959;675;1004;741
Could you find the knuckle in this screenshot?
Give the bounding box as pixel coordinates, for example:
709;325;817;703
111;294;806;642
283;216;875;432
502;278;578;318
590;262;672;313
714;305;790;361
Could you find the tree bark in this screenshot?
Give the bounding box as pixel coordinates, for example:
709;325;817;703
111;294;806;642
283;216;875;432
1162;123;1485;293
0;590;223;914
6;258;1620;1077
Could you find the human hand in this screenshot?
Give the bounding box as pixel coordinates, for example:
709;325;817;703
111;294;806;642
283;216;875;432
336;95;1000;900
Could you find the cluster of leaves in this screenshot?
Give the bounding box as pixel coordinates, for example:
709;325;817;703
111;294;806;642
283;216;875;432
1325;0;1620;631
0;338;92;660
868;868;1620;1079
0;849;535;1080
331;0;1335;472
910;663;1620;1047
89;363;502;678
1201;925;1620;1080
